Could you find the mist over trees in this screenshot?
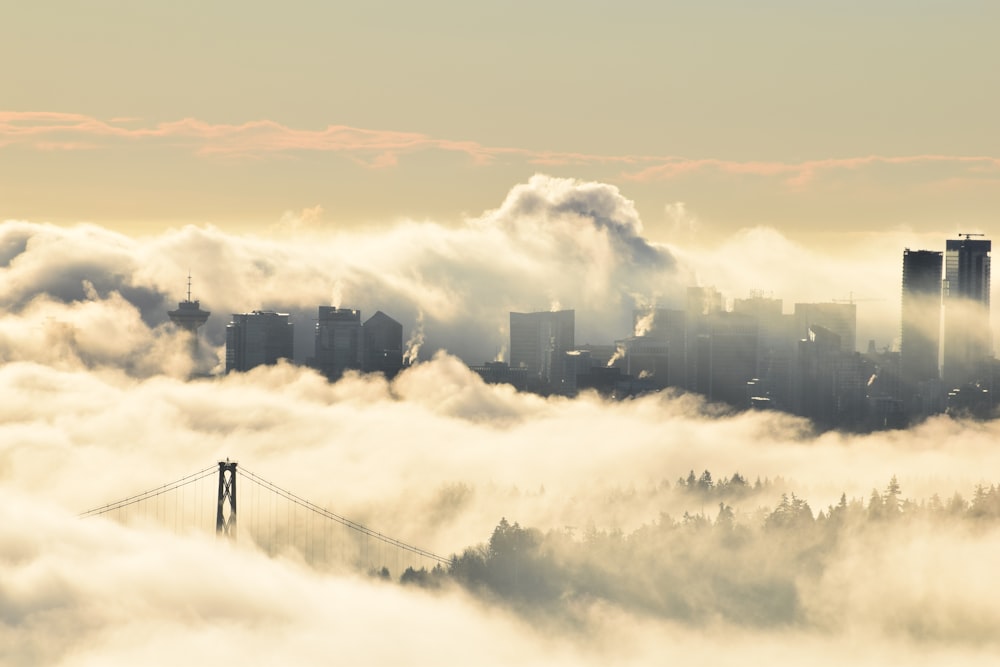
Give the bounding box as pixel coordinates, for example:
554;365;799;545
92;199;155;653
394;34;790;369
393;474;1000;643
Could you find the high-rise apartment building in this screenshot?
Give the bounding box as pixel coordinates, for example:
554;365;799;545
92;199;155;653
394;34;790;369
900;249;942;386
225;311;294;372
942;236;991;388
509;310;574;391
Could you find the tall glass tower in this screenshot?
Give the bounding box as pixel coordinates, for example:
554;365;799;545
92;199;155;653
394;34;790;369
942;236;991;388
900;249;942;386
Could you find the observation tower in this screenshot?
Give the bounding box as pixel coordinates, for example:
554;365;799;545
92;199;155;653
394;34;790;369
168;273;210;340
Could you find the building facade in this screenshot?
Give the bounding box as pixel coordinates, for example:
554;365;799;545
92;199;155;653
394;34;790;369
942;236;991;389
363;310;404;377
793;302;857;354
900;249;943;385
314;307;363;379
225;311;294;372
509;310;575;392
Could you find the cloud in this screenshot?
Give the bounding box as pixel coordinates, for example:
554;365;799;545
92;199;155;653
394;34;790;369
622;154;1000;188
0;175;682;366
1;176;1000;660
1;174;984;373
7;174;1000;661
3;111;998;192
4;353;1000;663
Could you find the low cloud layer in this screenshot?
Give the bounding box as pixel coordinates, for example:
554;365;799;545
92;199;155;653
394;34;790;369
4;357;1000;664
2;176;999;663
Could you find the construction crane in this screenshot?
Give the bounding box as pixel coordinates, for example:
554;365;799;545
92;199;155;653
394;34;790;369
831;291;885;305
958;232;986;240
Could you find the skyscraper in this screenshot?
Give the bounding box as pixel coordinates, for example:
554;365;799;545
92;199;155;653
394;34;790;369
900;249;942;387
509;310;574;391
362;310;404;377
942;236;991;388
225;311;294;373
313;307;363;379
691;311;758;407
793;302;857;354
733;294;795;408
632;307;686;388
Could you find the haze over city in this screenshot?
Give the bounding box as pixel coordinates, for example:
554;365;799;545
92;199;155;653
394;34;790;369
3;2;1000;665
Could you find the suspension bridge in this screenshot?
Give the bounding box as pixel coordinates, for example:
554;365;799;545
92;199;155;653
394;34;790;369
79;460;451;578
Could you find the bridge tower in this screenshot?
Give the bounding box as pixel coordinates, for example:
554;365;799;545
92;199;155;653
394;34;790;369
216;459;237;539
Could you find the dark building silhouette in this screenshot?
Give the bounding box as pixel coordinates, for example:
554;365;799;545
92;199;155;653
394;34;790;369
692;312;758;407
615;336;670;389
794;302;857;354
684;287;724;392
901;249;942;383
470;361;529;390
314;307;363;379
509;310;575;392
632;308;686;388
733;294;795;409
942;236;991;389
225;311;294;372
863;344;906;430
792;325;865;428
900;249;944;416
167;275;210;336
363;310;404;377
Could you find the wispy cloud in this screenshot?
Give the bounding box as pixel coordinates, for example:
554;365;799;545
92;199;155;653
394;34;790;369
623;154;1000;187
2;111;999;187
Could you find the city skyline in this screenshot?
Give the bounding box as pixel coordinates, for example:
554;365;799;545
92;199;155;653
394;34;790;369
4;2;1000;664
183;230;995;429
188;231;990;366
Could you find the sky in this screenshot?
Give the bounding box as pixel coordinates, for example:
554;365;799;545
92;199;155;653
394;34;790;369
2;1;998;245
4;2;1000;664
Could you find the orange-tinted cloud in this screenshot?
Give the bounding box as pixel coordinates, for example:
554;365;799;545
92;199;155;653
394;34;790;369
2;111;998;187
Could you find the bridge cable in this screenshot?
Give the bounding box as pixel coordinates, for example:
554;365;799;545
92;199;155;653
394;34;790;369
79;465;218;518
238;467;450;566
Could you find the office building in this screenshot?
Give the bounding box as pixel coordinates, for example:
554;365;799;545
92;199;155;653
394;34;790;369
225;311;294;373
509;310;575;391
899;249;945;417
792;325;865;428
794;302;857;353
314;307;363;379
363;310;404;377
615;336;670;389
942;236;991;388
632;307;686;388
691;312;758;407
733;294;795;408
900;249;943;385
470;361;530;391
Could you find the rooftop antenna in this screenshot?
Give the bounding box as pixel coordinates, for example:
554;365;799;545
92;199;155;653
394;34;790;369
186;270;192;302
